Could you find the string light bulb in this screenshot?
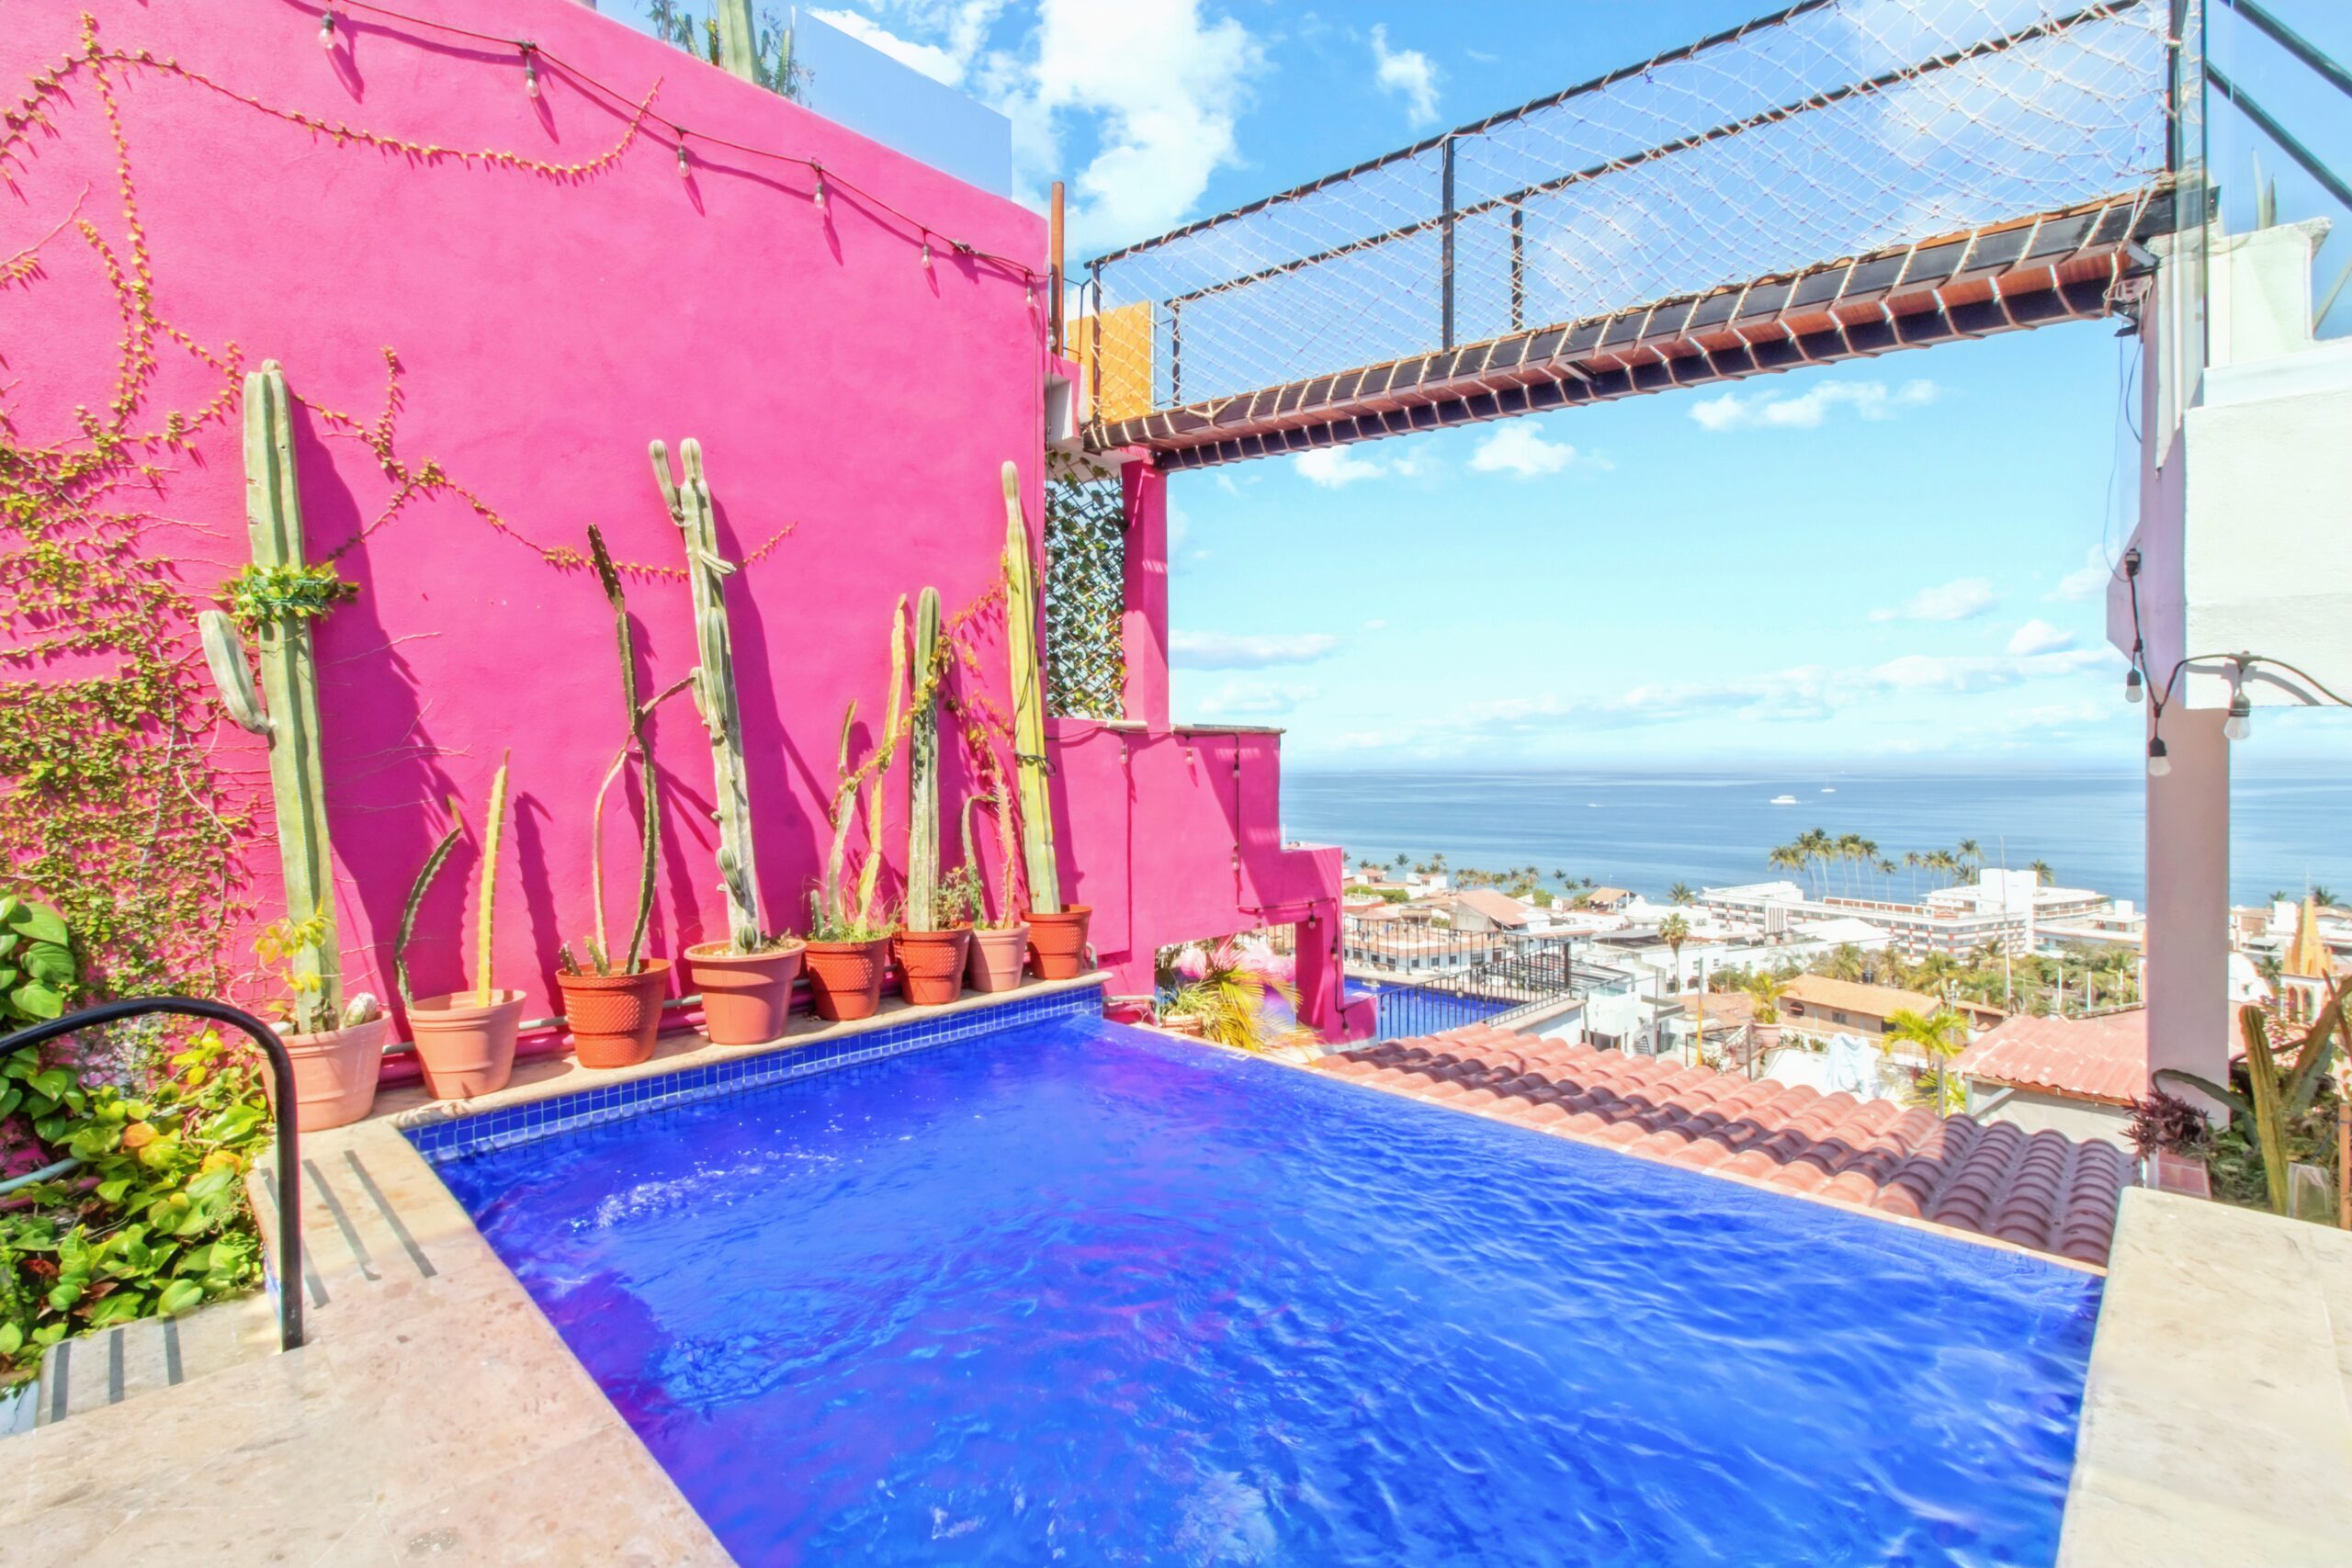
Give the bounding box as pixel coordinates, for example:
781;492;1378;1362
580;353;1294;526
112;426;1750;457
2224;685;2253;741
2123;665;2143;704
523;51;540;99
921;239;933;273
812;170;828;212
2146;736;2171;777
319;9;337;50
676;138;690;178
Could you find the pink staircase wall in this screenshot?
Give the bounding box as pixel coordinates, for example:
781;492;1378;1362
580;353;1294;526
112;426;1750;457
2;0;1364;1051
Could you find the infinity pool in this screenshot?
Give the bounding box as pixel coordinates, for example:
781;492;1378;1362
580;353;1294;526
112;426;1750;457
426;1011;2100;1566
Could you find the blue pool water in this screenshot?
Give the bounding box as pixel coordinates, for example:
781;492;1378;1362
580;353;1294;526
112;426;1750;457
427;1015;2100;1566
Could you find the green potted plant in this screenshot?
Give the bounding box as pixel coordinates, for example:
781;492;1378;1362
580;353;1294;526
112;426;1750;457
394;755;525;1098
958;785;1029;994
650;435;808;1046
806;599;908;1021
256;910;387;1131
556;527;672;1068
1001;460;1090;977
893;587;970;1007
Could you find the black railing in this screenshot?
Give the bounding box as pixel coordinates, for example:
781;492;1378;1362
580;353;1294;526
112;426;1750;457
1343;916;1623;1041
0;998;304;1353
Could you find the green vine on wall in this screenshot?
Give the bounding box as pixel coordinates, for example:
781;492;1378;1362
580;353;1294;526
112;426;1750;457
224;561;358;630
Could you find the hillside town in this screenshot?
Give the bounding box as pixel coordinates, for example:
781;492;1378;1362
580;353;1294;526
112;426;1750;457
1338;850;2349;1155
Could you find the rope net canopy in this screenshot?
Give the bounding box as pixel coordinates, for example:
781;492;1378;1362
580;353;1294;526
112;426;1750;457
1080;0;2178;466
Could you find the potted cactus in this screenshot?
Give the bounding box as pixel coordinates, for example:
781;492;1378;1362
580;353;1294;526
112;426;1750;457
806;598;909;1021
959;783;1030;994
893;587;970;1007
1001;461;1091;976
394;755;524;1098
256;913;387;1132
654;438;806;1046
556;527;673;1068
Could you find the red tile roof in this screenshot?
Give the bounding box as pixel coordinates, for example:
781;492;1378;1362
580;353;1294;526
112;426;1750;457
1951;1010;2149;1106
1313;1023;2128;1265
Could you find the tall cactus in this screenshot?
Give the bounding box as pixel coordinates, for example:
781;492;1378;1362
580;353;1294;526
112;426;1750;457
855;595;910;927
243;361;341;1031
1001;461;1061;914
476;753;509;1005
905;587;944;929
650;438;763;953
588;525;659;974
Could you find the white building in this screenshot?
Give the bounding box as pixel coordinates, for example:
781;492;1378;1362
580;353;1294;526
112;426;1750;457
1698;872;2116;960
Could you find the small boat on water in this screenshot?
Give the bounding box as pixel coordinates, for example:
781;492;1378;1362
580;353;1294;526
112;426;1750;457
1821;787;1836;794
1769;794;1798;805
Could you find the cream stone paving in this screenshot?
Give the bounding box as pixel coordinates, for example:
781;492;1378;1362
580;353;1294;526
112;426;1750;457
3;977;1105;1562
2058;1189;2352;1568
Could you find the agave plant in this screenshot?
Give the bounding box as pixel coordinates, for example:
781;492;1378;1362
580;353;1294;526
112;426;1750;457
2156;988;2342;1218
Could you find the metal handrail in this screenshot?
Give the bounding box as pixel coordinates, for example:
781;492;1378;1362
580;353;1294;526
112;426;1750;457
0;998;303;1353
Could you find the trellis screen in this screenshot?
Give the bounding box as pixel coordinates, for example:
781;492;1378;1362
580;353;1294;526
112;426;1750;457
1043;460;1127;720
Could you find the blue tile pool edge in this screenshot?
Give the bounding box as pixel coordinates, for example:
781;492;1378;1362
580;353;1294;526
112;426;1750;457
403;984;1106;1164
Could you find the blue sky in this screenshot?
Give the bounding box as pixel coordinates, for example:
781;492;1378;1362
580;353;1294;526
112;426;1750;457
616;1;2352;768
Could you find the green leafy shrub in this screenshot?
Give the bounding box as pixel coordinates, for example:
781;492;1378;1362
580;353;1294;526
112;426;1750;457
0;895;76;1026
223;560;357;629
0;1023;272;1380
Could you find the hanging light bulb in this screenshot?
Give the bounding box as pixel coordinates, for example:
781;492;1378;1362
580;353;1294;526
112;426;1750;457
1026;280;1037;311
2146;736;2171;777
921;239;933;273
812;171;828;212
2123;666;2143;704
319;8;337;50
524;51;540;99
676;138;691;178
2225;686;2253;741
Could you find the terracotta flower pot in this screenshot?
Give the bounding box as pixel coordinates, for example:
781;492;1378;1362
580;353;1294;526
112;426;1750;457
893;928;971;1008
406;989;525;1100
804;937;889;1021
686;942;806;1047
558;960;672;1069
966;924;1031;993
281;1015;388;1132
1025;906;1093;980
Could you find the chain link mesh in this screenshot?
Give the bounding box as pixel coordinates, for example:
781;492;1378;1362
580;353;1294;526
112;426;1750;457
1084;0;2169;421
1043;459;1127;720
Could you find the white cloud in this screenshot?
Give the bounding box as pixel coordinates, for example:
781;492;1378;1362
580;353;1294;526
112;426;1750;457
808;8;972;84
1688;378;1939;433
1194;675;1314;718
1874;577;1998;624
1294;446;1388;488
2051;544;2115;602
985;0;1264;248
1468;423;1577;478
1361;618;1389;632
1170;630;1340;669
1370;25;1439;125
2007;618;2076;656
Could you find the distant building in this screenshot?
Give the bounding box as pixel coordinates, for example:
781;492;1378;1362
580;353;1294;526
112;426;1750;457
1952;1010;2151;1147
1581;886;1634;913
1447;888;1533;933
1699;872;2115;960
2278;896;2343;1026
1776;975;2002;1053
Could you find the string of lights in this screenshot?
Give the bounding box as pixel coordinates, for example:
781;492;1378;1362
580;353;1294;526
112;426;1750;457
311;0;1045;299
2120;545;2351;775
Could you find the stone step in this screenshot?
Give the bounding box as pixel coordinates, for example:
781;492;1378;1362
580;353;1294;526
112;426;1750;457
27;1289;277;1429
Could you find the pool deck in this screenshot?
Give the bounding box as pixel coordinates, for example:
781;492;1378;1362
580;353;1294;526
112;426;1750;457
0;974;1107;1565
2057;1188;2352;1568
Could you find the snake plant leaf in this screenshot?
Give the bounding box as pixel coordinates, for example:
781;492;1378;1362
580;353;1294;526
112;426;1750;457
2150;1066;2253;1120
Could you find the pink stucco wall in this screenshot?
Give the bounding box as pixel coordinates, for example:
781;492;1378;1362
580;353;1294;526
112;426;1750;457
3;0;1363;1054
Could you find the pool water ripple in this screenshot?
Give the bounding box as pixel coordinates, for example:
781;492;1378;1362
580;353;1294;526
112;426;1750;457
428;1018;2099;1566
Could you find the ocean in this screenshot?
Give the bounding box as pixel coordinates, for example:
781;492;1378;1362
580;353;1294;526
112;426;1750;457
1279;763;2352;909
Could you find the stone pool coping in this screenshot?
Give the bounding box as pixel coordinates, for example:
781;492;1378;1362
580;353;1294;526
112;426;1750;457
0;974;1106;1563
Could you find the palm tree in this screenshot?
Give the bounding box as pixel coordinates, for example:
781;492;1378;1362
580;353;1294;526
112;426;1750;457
1883;1007;1970;1112
1658;913;1691;991
1393;852;1409;871
1743;968;1791;1022
1821;943;1867;983
2028;859;2053;886
2313;885;2338;909
1956;838;1982;871
1668;882;1695;906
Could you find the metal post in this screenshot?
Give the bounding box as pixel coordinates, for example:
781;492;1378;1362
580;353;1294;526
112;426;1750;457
1049;180;1067;357
1509;203;1525;333
1440;135;1457;349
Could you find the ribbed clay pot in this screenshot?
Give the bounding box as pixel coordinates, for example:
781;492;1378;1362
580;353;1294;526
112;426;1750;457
685;942;805;1047
406;989;524;1100
966;924;1030;993
281;1014;388;1132
893;928;971;1008
804;937;889;1021
558;960;671;1069
1025;906;1093;980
